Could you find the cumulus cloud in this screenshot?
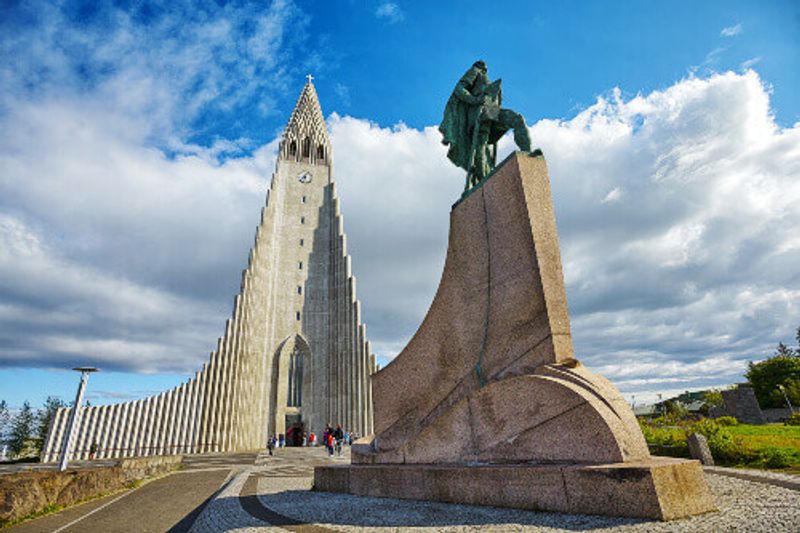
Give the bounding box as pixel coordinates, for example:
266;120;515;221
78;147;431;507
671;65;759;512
721;23;743;37
0;0;306;145
0;0;295;373
517;72;800;401
329;117;462;354
375;2;405;24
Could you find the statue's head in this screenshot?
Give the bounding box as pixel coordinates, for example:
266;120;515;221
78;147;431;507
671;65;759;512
473;60;487;73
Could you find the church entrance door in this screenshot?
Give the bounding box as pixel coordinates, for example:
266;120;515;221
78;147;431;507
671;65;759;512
285;413;304;446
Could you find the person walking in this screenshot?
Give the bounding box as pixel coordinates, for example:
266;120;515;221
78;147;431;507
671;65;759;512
267;435;275;456
323;425;332;456
333;424;344;456
325;426;335;457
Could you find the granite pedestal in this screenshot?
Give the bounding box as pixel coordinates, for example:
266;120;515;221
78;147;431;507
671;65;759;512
315;152;716;520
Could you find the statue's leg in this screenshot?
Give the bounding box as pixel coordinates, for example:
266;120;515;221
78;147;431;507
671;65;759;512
499;109;531;152
473;123;491;184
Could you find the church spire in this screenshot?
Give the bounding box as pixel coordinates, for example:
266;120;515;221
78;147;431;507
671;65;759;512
280;75;331;166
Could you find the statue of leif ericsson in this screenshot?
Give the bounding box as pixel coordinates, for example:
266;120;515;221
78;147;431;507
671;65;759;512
439;60;542;192
314;61;716;522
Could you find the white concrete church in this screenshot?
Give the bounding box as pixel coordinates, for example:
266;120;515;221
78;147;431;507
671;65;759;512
42;79;377;461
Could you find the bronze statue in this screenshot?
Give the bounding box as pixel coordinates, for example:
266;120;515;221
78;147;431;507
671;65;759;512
439;61;540;191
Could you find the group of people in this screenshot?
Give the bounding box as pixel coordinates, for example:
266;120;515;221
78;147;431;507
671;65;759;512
321;424;356;457
266;423;357;457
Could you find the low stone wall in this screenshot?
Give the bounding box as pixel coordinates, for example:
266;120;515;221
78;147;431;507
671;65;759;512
763;408;793;423
0;455;181;526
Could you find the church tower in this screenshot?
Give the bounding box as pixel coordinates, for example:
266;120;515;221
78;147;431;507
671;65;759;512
41;78;376;461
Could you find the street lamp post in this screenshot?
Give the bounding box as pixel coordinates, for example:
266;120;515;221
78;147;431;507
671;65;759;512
58;367;98;472
778;385;795;414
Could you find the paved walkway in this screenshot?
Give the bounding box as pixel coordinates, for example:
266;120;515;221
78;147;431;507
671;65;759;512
6;448;800;532
4;448;347;533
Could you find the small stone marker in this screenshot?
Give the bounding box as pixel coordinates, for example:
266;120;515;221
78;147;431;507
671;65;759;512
687;432;715;466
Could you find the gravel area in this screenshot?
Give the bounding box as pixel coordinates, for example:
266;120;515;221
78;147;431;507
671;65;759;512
191;469;283;533
257;473;800;532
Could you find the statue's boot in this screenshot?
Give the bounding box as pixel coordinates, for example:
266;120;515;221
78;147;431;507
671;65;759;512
513;118;543;156
498;109;532;152
511;114;532;152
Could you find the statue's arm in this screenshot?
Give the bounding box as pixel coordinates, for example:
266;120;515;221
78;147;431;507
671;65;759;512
453;71;481;105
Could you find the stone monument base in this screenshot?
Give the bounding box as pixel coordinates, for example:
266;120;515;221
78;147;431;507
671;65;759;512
316;153;717;522
314;456;715;521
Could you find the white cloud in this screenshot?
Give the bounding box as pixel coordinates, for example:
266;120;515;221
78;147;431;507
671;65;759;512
721;23;743;37
701;46;727;67
513;71;800;400
0;0;306;144
0;0;296;374
0;214;224;372
601;187;623;203
741;57;762;70
328;116;462;352
375;2;405;24
334;83;352;107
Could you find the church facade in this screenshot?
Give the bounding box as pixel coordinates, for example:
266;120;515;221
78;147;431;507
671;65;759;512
42;79;376;461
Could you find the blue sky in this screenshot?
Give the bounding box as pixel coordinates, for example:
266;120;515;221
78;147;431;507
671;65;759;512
1;0;799;409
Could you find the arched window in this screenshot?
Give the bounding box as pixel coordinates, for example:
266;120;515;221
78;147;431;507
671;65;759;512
287;347;303;407
302;137;311;158
317;144;325;160
289;140;297;157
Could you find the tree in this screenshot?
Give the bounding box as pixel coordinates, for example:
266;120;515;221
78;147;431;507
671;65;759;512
700;389;724;415
776;379;800;409
662;399;689;421
8;402;35;456
775;342;795;357
37;396;66;453
796;325;800;354
746;356;800;409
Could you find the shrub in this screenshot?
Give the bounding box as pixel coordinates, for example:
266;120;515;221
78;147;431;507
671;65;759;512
684;419;755;465
639;418;689;458
715;416;739;426
786;412;800;426
759;447;792;469
701;390;724;415
663;400;690;421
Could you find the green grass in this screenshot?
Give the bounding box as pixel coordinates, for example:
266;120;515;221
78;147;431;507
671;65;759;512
727;424;800;438
639;419;800;471
727;424;800;470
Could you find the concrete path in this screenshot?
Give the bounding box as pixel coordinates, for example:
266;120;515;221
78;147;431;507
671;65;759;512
4;452;264;532
6;448;800;532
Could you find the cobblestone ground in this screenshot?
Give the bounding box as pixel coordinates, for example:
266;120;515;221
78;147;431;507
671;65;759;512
188;448;800;533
